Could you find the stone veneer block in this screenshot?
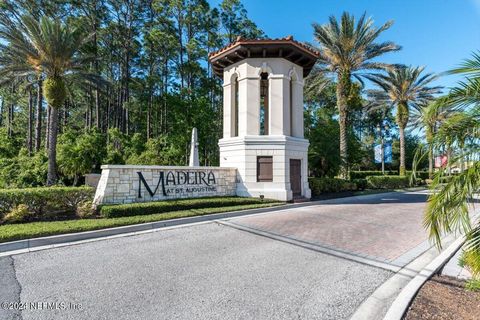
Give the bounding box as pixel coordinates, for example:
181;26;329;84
94;165;237;205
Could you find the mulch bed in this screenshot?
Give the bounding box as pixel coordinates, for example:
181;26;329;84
404;275;480;320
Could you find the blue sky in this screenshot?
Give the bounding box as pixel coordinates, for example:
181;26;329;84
209;0;480;90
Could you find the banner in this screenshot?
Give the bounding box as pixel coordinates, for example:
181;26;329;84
435;155;448;168
384;143;392;163
374;143;392;164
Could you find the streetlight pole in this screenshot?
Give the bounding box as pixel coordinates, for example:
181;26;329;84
377;123;390;175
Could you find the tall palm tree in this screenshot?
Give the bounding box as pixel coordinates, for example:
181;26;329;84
366;66;441;175
0;14;104;185
312;12;400;178
410;97;455;178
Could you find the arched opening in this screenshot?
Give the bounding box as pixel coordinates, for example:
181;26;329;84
259;72;269;135
231;75;239;137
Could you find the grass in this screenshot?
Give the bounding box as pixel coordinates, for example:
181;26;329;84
0;202;283;244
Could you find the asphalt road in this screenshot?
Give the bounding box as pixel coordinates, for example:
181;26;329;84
0;191;432;320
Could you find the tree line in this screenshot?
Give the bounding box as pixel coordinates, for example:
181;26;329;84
0;1;438;187
0;0;264;186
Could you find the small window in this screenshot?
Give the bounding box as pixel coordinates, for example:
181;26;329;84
257;156;273;182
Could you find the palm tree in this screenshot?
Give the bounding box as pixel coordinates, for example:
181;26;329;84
424;52;480;280
0;14;104;185
312;12;400;178
366;66;441;176
410;97;455;179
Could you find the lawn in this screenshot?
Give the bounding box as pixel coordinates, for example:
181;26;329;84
0;202;283;243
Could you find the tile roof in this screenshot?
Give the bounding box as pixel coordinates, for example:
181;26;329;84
208;35;320;60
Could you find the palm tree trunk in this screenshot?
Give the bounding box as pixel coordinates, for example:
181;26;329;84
28;88;33;155
336;72;350;179
8;102;13;137
35;80;43;152
47;106;59;186
399;125;406;176
397;102;409;176
45;105;51;150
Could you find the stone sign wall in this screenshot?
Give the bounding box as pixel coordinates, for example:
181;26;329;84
93;165;237;205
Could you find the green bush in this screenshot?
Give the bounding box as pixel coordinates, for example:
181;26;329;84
76;200;96;219
366;176;411;189
352;178;368;190
3;204;31;224
0;187;95;223
350;171;398;179
99;197;276;218
309;178;358;195
406;170;429;180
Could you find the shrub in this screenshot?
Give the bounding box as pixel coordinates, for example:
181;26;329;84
366;176;411;189
352;178;367;191
76;201;96;219
0;187;95;223
350;171;398;179
309;178;357;195
3;204;31;224
406;170;429;180
99;197;276;218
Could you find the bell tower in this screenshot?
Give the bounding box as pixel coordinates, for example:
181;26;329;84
209;36;318;201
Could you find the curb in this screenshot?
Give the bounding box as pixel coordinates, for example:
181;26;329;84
0;200;331;256
0;204;281;255
0;189;426;257
383;235;465;320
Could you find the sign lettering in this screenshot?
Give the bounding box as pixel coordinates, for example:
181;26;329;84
137;170;217;198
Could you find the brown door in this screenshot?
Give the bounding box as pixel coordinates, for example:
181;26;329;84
290;159;302;197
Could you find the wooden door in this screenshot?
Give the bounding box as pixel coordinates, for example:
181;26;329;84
290;159;301;197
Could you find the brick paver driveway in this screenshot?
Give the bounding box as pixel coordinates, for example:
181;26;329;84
224;190;430;269
1;190;434;320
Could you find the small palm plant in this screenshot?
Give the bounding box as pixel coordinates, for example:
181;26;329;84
311;12;400;179
366;66;441;176
0;14;105;185
423;52;480;287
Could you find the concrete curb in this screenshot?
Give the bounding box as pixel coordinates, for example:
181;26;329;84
0;189;426;257
383;235;465;320
0;204;283;255
1;199;341;256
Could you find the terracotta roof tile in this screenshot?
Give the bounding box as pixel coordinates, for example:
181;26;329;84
208;36;320;60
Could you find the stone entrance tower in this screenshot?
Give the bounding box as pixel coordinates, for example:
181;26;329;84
209;36;319;201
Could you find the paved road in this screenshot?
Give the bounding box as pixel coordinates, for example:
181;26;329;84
0;191;431;320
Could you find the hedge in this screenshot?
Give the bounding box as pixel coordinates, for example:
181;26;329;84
350;171;398;179
351;178;368;191
350;170;430;180
99;197;277;218
406;171;430;180
309;177;359;195
0;187;94;223
365;176;422;189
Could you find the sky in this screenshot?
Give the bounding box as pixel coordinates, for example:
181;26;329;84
209;0;480;91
